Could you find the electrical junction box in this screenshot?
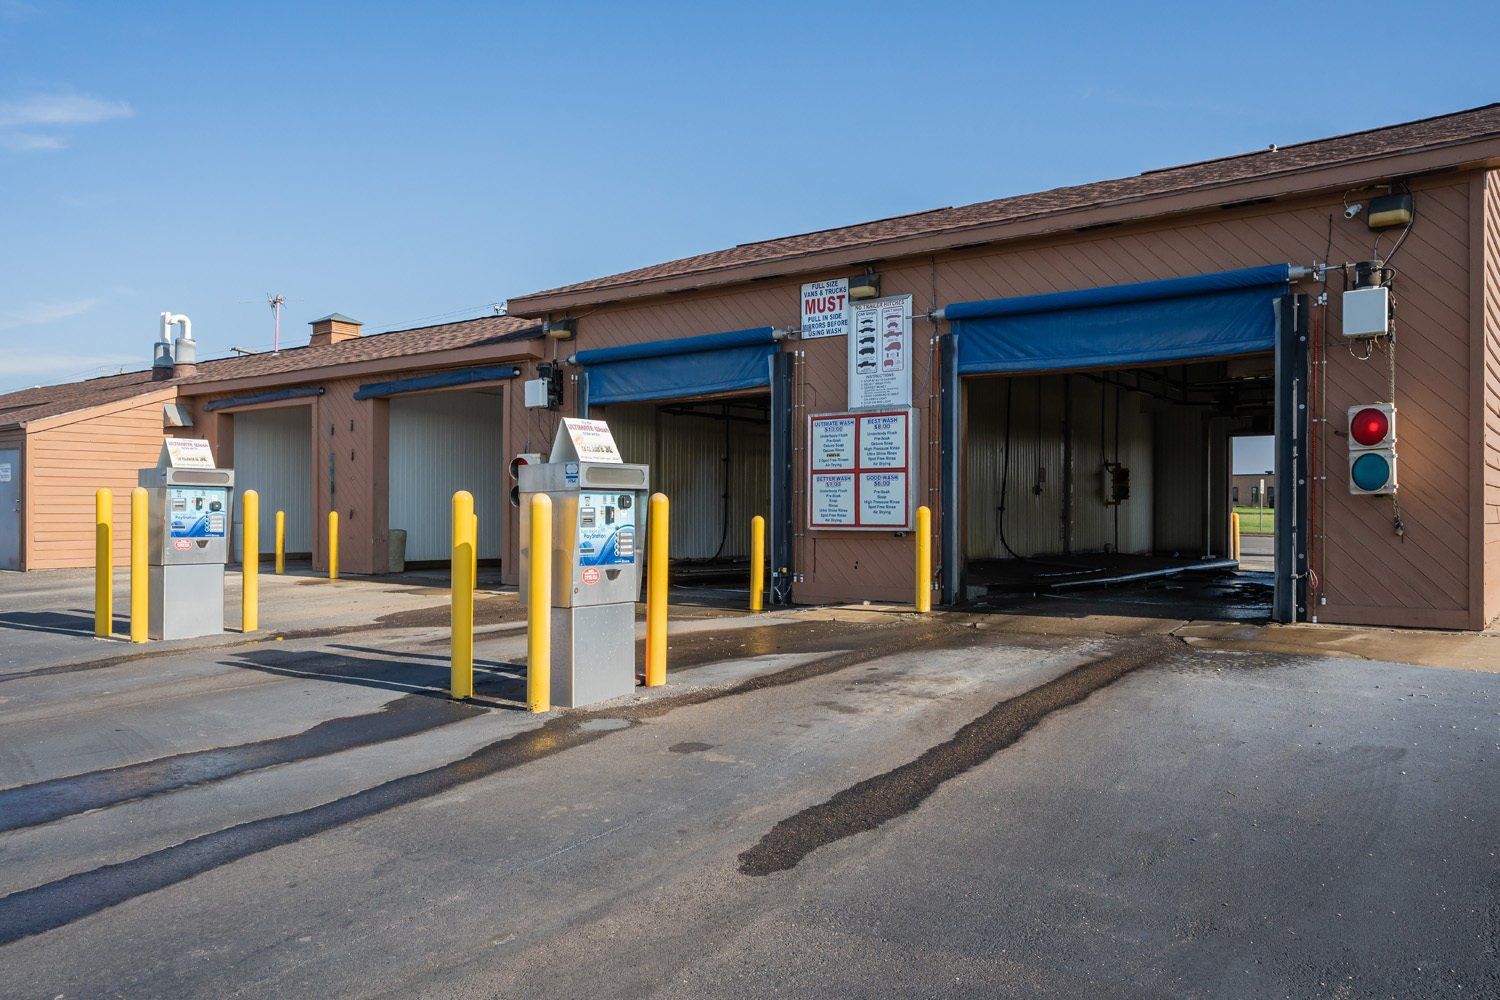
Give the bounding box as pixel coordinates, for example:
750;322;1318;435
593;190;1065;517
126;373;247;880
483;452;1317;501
524;378;551;408
1342;286;1389;338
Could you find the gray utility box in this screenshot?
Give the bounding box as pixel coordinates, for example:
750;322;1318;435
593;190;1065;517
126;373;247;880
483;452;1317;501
518;458;650;708
138;459;234;640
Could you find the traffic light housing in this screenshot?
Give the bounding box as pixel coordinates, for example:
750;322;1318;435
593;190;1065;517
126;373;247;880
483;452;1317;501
1347;403;1397;495
509;452;542;507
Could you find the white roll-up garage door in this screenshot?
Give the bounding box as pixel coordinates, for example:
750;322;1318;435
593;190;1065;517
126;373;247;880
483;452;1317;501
388;390;503;563
232;406;313;559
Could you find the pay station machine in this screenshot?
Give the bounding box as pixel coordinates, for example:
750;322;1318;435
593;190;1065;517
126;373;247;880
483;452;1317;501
138;438;234;640
519;418;649;708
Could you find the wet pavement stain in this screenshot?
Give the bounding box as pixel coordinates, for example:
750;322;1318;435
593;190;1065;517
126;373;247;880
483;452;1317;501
736;635;1178;877
669;742;714;754
0;693;484;835
0;621;974;946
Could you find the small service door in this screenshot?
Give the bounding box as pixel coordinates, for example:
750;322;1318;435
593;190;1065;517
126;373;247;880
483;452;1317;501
0;449;17;570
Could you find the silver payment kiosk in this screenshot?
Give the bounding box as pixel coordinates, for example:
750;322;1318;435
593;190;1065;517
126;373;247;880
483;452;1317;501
518;418;649;708
138;438;234;640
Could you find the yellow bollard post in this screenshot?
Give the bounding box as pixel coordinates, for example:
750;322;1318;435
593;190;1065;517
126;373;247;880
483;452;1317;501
451;491;475;699
130;487;148;643
749;514;765;612
241;490;259;633
274;510;285;574
327;510;339;580
1230;511;1241;562
94;488;113;638
471;511;479;589
915;505;932;613
527;493;552;713
645;492;669;687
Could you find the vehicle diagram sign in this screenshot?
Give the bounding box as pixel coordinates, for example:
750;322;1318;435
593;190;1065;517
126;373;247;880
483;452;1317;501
801;278;850;339
848;294;912;410
807;408;916;531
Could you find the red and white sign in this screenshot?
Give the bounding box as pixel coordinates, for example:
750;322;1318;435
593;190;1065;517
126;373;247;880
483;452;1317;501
581;567;600;585
807;408;916;531
800;278;850;339
173;538;193;551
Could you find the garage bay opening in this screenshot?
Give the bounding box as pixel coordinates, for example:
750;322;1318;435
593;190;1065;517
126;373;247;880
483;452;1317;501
963;358;1277;621
600;394;770;604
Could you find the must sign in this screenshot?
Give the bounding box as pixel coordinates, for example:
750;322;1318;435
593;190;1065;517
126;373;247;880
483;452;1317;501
801;278;850;339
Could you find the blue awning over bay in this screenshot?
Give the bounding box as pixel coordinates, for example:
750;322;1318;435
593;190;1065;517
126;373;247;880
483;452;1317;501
946;264;1290;375
575;326;778;405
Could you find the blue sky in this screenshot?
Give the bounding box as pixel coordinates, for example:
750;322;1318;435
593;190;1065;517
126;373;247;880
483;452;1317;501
1;1;1496;399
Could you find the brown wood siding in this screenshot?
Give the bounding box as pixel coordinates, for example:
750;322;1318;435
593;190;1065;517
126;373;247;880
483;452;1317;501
1481;170;1500;624
516;174;1480;625
25;399;167;570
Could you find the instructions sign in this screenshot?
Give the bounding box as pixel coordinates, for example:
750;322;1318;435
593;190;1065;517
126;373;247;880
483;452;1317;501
160;438;216;469
801;278;850;339
551;418;623;464
807;408;916;531
848;294;912;410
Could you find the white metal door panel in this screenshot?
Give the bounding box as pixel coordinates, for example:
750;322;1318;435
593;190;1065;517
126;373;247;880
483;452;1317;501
232;408;313;559
388;391;504;562
0;449;19;570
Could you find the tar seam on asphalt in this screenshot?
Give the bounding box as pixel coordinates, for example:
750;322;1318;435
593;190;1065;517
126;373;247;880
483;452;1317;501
736;635;1177;877
0;623;975;946
0;694;484;834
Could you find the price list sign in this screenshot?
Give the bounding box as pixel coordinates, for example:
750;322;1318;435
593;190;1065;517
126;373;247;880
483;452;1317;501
807;408;916;531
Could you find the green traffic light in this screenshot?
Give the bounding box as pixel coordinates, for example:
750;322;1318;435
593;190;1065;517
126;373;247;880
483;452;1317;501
1351;453;1391;492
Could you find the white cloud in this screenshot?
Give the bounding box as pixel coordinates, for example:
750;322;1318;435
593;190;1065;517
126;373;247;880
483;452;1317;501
0;92;132;129
0;91;133;152
0;297;99;331
0;131;66;151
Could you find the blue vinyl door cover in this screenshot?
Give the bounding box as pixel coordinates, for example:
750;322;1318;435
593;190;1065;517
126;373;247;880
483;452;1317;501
574;327;778;405
946;264;1290;375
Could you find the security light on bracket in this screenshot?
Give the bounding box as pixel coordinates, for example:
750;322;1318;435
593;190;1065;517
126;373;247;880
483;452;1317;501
544;318;576;341
848;268;882;301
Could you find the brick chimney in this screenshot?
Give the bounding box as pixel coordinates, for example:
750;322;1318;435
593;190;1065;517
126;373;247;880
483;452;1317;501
309;313;363;347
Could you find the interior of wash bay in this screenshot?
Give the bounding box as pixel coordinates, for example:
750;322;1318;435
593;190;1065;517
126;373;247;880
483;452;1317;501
963;356;1276;621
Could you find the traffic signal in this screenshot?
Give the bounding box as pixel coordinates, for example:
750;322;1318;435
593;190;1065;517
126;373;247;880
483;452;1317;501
509;452;541;507
1347;404;1397;495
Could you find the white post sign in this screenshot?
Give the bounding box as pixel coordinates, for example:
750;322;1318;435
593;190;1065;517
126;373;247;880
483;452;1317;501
849;293;912;410
807;408;916;531
800;278;850;339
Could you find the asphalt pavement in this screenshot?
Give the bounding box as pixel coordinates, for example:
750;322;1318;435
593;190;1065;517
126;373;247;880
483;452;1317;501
0;569;1496;998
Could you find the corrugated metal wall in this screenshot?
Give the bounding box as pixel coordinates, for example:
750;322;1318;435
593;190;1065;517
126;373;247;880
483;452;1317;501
965;374;1155;559
388;391;504;562
1153;411;1208;554
231;406;313;559
604;401;770;560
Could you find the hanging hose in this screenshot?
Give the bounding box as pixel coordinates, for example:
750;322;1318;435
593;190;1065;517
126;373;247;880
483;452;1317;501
997;380;1024;560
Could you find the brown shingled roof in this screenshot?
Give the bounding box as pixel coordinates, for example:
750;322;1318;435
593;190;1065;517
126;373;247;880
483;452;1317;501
514;103;1500;305
0;314;542;429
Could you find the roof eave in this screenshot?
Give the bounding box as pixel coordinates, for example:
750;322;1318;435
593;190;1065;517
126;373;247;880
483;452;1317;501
508;134;1500;316
176;339;548;398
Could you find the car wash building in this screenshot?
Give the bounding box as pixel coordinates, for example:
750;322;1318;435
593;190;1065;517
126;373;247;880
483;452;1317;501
0;313;545;576
505;104;1500;630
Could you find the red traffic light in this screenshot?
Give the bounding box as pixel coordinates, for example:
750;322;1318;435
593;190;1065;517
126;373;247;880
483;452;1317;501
1350;407;1390;447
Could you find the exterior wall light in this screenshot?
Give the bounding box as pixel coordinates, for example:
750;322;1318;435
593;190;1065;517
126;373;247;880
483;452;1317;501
849;270;882;301
545;318;576;341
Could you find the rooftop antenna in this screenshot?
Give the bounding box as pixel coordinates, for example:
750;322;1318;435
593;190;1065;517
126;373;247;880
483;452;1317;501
268;293;286;354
